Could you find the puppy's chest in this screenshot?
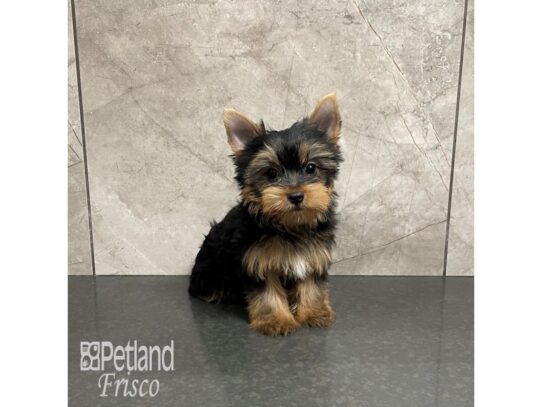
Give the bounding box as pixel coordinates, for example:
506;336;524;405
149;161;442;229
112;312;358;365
242;235;332;280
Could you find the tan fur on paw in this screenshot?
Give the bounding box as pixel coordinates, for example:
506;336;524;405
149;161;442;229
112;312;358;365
250;313;300;336
295;303;336;327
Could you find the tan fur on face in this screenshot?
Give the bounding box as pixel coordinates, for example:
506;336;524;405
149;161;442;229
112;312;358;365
243;235;331;280
247;273;299;336
292;278;335;327
297;142;311;165
242;186;260;216
303;182;333;213
246;144;280;173
260;186;288;217
257;182;333;228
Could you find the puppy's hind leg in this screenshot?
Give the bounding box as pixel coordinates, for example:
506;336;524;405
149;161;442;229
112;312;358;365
189;234;226;303
188;261;225;303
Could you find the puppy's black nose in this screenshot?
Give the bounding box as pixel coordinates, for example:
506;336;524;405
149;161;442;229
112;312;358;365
287;192;304;205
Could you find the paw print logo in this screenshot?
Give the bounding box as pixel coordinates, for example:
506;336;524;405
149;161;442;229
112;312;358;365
80;341;100;371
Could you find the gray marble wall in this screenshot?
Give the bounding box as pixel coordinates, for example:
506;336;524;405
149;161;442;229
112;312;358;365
68;0;93;275
68;0;474;276
447;0;474;276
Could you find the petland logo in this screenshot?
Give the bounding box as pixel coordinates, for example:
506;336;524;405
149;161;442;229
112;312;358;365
80;340;174;398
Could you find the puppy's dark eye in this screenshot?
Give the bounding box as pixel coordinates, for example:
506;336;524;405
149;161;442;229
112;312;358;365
305;163;317;174
265;168;278;180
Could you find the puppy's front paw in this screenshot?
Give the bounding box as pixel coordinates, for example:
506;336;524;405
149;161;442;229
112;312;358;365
296;303;336;327
250;313;300;336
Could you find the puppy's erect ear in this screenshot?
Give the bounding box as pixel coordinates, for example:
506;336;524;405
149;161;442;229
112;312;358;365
309;93;341;143
223;109;262;155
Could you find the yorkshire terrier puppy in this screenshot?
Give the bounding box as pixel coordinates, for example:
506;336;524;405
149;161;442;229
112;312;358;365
189;94;343;336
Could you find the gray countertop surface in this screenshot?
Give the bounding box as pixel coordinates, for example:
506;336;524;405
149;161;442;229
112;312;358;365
69;276;473;407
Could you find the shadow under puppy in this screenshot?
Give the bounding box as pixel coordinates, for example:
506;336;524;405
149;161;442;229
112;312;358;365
189;94;343;336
